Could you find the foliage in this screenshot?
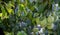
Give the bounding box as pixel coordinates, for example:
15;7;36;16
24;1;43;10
0;0;60;35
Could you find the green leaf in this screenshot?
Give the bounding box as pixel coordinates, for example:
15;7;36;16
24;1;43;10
47;16;54;23
0;13;2;17
17;31;27;35
33;28;39;32
36;17;40;24
40;18;47;27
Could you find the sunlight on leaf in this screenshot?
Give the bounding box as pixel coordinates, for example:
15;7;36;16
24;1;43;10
0;13;2;17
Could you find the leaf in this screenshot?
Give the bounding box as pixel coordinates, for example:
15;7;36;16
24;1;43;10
33;28;39;32
4;32;12;35
17;31;22;35
1;6;9;19
47;16;54;29
1;6;6;13
5;2;14;14
7;9;13;14
47;16;54;23
32;18;36;25
36;17;40;24
17;31;27;35
5;6;13;14
40;18;47;27
38;1;48;13
20;4;24;8
0;13;2;17
47;24;53;29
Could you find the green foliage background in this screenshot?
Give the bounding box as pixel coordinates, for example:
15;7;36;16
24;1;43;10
0;0;60;35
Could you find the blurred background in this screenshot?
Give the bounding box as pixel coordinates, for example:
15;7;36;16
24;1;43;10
0;0;60;35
